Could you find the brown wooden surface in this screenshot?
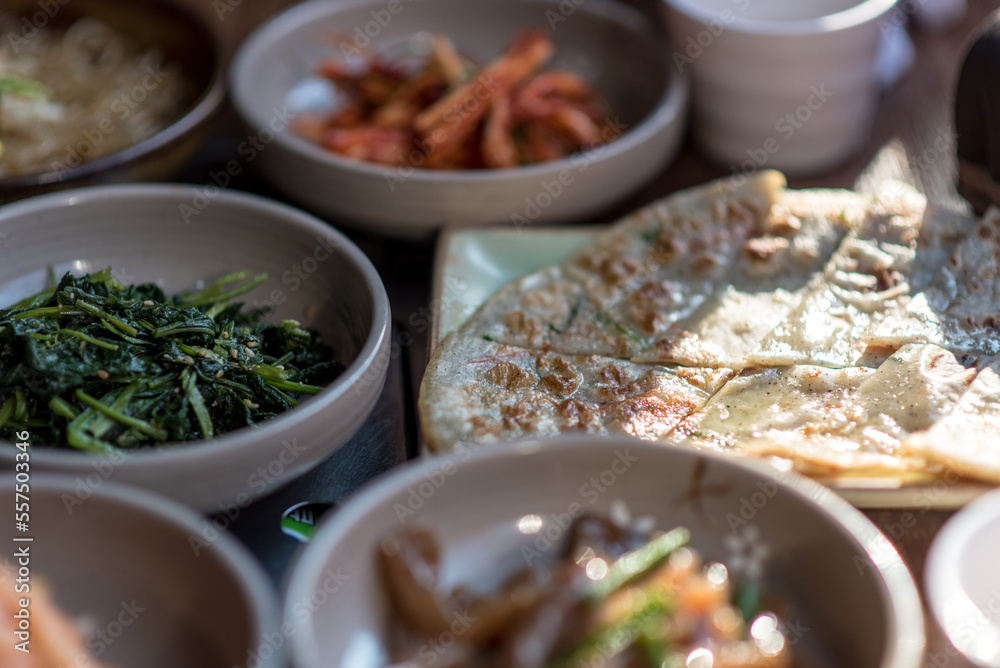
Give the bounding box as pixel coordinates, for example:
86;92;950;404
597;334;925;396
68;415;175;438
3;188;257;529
174;0;1000;662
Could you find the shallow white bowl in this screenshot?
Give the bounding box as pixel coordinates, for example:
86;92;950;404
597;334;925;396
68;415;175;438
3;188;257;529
286;436;924;668
0;474;282;667
926;486;1000;667
230;0;688;238
0;185;390;513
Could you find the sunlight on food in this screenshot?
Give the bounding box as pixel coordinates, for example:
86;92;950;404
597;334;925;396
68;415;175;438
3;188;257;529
610;499;631;527
686;646;715;667
853;138;912;195
712;606;742;636
669;546;695;571
339;629;386;668
750;613;778;640
585;557;608;581
517;514;543;534
751;613;786;657
285;75;342;114
705;562;729;587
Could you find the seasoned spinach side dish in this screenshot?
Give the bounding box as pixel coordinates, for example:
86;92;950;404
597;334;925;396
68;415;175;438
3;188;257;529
0;269;343;452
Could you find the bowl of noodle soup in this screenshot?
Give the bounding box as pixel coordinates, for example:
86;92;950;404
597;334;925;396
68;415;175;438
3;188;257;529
0;0;224;202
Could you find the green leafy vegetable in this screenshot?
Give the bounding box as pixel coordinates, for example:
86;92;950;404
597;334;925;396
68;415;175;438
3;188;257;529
0;269;344;451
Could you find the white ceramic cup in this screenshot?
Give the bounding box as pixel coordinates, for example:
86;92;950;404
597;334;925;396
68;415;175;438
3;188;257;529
661;0;898;175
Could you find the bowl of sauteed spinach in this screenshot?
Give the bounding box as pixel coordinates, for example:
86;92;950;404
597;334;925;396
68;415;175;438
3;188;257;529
285;436;925;668
0;184;390;512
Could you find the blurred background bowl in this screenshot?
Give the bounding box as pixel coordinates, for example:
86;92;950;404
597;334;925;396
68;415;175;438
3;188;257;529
229;0;688;238
926;486;1000;668
0;0;225;204
0;184;390;513
0;474;282;668
285;436;924;668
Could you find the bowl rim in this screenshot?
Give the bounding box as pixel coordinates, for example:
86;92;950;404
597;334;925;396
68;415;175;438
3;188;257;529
0;472;284;667
228;0;689;185
284;435;925;668
0;183;391;465
0;0;226;189
660;0;898;37
925;485;1000;667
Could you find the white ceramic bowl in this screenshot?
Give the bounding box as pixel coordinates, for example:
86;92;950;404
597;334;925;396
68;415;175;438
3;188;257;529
926;486;1000;667
285;436;924;668
0;474;282;668
0;185;390;513
230;0;688;238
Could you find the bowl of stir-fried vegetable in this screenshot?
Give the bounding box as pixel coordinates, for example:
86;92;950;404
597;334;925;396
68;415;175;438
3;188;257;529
0;184;390;512
285;436;924;668
229;0;688;237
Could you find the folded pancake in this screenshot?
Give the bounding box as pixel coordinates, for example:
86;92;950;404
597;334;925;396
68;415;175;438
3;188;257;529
865;208;1000;358
671;344;976;475
900;355;1000;483
631;188;863;368
420;332;732;452
458;171;786;357
745;185;976;368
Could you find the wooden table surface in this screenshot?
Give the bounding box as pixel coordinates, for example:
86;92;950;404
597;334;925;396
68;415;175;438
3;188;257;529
174;0;1000;663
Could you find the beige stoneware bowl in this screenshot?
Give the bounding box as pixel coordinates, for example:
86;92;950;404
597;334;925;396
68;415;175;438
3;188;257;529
0;185;390;513
0;0;225;203
0;474;282;668
285;436;924;668
229;0;689;238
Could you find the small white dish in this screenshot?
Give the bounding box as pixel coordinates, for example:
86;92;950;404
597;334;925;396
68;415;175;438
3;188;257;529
926;486;1000;667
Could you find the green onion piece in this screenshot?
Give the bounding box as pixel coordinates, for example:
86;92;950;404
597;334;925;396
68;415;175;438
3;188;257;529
7;287;55;311
100;320;148;345
262;378;324;395
66;409;120;455
75;389;167;441
587;527;691;603
12;390;26;423
152;322;216;338
0;396;14;430
181;272;268;307
75;300;138;336
251;364;289;381
0;74;49;99
637;620;674;667
88;267;123;290
57;329;119;351
271;351;294;368
216;377;253;395
49;396;80;420
13;306;66;320
181;369;214;440
546;592;671;668
81;383;141;440
736;579;761;622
